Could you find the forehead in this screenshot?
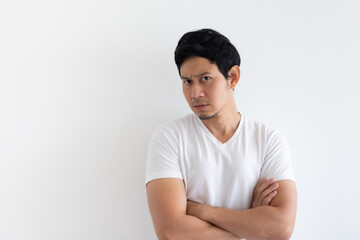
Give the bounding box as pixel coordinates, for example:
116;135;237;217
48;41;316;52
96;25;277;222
180;56;220;77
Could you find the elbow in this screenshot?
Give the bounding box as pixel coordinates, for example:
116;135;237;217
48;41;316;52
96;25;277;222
275;230;292;240
268;222;294;240
156;231;178;240
266;207;296;240
156;234;173;240
155;223;183;240
155;231;170;240
155;230;172;240
157;232;184;240
280;218;295;240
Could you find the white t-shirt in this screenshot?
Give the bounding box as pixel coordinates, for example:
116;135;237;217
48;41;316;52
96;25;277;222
146;113;294;210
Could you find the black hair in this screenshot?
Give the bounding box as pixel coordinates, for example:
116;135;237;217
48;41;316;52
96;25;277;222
174;28;241;79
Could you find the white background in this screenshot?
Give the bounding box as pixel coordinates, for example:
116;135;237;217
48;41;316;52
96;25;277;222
1;0;359;239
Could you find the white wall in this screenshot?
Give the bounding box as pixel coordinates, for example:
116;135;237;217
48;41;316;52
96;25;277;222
1;0;359;239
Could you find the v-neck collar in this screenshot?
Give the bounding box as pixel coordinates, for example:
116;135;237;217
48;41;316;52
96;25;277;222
194;112;244;146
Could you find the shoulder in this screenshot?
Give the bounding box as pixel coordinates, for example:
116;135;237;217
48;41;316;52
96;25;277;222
151;113;196;141
240;115;290;157
242;115;284;141
155;114;196;133
245;116;295;181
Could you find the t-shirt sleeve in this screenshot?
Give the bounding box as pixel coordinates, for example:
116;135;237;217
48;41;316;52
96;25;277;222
145;126;183;186
260;130;295;182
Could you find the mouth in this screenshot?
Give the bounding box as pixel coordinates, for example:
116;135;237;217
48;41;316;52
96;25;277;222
193;104;209;111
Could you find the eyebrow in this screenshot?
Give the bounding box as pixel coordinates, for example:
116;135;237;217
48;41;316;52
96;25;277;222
180;71;211;80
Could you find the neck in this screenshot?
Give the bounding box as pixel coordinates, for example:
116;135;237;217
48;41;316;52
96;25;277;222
201;100;241;143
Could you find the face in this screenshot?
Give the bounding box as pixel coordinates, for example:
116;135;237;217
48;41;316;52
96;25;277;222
180;56;235;120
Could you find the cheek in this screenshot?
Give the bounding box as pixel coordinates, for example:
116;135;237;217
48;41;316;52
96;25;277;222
210;85;229;104
182;88;191;103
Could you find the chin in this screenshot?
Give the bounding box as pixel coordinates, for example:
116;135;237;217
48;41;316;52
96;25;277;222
198;112;218;120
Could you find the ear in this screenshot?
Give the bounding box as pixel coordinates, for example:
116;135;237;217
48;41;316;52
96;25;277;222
228;65;240;89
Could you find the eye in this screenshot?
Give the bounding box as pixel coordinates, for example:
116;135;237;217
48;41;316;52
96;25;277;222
202;76;210;81
183;79;192;85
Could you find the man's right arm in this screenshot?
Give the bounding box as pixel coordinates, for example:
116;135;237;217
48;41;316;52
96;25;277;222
146;178;240;240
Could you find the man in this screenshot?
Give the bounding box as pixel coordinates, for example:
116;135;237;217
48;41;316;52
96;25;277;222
146;29;297;240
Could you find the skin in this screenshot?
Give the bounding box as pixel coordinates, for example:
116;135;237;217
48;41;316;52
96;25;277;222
147;56;297;239
147;178;240;240
180;56;240;143
147;177;279;240
186;180;297;239
251;177;279;208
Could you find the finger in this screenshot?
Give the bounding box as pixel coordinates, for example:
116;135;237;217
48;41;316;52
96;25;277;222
253;178;266;194
259;182;279;200
262;182;279;197
257;181;279;205
259;182;279;204
257;178;275;194
261;190;278;206
252;178;278;208
253;178;267;203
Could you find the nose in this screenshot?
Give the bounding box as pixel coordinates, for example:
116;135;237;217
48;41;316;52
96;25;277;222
191;82;204;99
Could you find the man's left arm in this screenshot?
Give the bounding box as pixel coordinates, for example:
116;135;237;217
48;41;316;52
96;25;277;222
187;179;297;240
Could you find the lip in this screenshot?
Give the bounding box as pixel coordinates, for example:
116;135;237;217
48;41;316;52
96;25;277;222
193;104;208;111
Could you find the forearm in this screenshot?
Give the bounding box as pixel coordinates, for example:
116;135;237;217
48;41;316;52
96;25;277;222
186;180;297;240
157;214;240;240
200;205;292;240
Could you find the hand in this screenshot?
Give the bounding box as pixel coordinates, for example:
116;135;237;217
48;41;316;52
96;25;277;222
251;178;279;208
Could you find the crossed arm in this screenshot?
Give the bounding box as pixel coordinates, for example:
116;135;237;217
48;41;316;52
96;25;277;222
146;178;297;240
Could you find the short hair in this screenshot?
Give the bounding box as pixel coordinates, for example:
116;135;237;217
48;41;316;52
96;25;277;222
174;28;241;79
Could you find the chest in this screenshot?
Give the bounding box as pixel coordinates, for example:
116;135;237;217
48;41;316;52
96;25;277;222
183;141;261;180
180;139;263;209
